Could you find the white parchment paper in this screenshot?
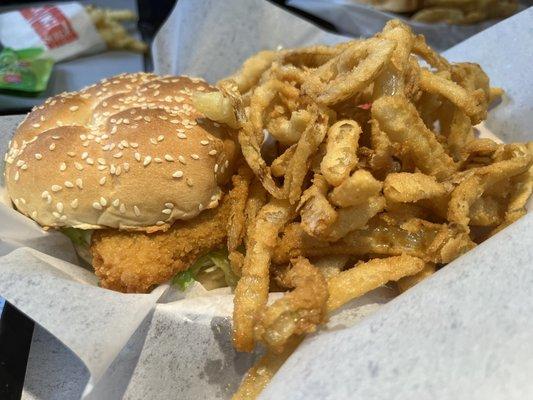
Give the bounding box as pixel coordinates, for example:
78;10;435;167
2;1;533;399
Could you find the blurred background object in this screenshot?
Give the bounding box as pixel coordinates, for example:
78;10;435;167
284;0;528;50
0;0;151;114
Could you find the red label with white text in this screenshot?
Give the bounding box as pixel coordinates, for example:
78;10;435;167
20;6;78;49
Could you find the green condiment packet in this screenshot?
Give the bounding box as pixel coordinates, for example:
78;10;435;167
0;47;54;94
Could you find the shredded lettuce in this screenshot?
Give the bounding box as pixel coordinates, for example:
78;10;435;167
172;248;238;291
61;227;92;248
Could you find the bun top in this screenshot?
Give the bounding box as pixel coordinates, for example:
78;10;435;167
4;73;236;232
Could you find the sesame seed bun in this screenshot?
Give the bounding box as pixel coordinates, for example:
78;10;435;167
4;73;237;232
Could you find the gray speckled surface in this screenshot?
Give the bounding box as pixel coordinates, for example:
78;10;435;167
22;326;90;400
262;213;533;400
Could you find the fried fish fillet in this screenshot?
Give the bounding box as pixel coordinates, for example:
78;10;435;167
90;198;230;293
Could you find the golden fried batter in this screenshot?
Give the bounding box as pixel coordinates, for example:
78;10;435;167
91;198;231;293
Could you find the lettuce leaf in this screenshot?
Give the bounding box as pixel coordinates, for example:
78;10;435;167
61;227;92;248
172;248;238;291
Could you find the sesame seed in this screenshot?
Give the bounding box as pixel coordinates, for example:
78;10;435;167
200;140;209;145
134;152;141;161
112;199;120;207
99;177;106;185
75;162;83;171
150;138;158;145
56;203;64;213
80;134;87;141
157;135;164;142
130;142;139;148
51;185;62;192
120;140;129;148
186;178;194;187
65;181;74;188
97;158;106;165
143;156;152;166
208;150;217;156
81;152;88;160
113;152;123;158
100;197;107;206
165;203;174;209
224;160;229;168
71;199;79;209
53;211;61;219
60;215;67;222
87;134;94;140
86;158;94;165
177;132;187;139
191;154;200;160
162;208;172;215
46;195;52;204
110;165;116;174
16;160;24;167
41;191;49;199
31;211;38;218
154;157;162;163
93;202;103;210
60;162;67;171
32;123;40;128
21;164;28;170
119;203;126;214
82;142;89;147
35;153;43;160
198;203;204;211
156;221;165;226
134;206;140;216
178;155;186;164
116;166;122;176
49;143;56;151
76;178;83;189
70;106;79;112
111;126;118;134
214;164;219;173
172;169;185;179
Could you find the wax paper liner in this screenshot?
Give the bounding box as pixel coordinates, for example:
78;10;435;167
1;1;532;399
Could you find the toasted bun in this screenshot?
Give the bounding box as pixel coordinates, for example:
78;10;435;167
4;73;237;232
